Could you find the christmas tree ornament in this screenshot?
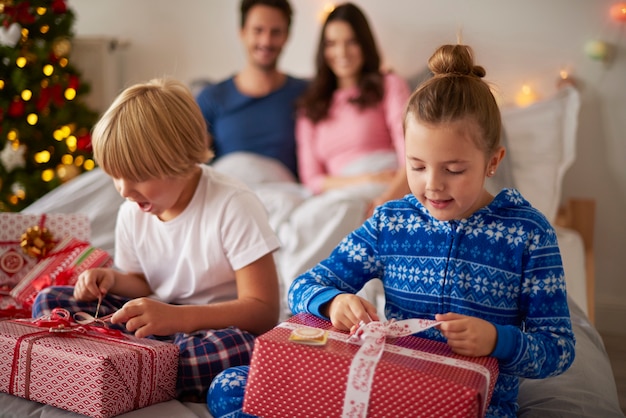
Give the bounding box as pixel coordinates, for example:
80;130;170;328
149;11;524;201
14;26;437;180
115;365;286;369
0;141;27;173
51;36;71;57
0;22;21;47
20;225;55;258
584;39;612;61
7;98;25;117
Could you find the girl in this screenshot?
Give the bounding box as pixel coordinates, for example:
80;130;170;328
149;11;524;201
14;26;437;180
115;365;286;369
32;78;281;401
288;44;575;417
296;2;411;215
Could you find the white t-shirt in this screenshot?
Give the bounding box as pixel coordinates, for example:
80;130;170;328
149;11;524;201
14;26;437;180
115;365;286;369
114;164;280;305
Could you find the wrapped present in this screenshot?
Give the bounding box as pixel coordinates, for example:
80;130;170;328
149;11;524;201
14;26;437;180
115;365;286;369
243;313;499;418
10;236;113;308
0;213;91;289
0;309;179;418
0;294;30;319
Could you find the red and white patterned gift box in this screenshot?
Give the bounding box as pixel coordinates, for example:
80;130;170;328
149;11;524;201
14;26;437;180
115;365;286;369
0;213;90;289
0;314;179;418
243;313;499;418
10;236;113;308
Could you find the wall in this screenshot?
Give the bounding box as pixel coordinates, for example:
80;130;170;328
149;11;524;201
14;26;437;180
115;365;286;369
66;0;626;334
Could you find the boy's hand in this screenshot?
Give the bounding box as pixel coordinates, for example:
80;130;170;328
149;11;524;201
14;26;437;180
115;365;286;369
73;268;115;301
110;298;180;338
435;312;497;357
325;293;379;332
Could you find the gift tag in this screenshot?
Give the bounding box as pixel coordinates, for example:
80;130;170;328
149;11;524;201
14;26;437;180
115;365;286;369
289;326;328;346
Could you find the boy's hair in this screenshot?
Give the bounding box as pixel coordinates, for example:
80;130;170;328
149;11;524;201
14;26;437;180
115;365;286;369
91;78;214;182
240;0;293;29
297;2;384;122
404;44;502;155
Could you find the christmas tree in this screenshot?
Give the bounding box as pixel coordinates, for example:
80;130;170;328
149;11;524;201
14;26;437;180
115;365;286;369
0;0;98;212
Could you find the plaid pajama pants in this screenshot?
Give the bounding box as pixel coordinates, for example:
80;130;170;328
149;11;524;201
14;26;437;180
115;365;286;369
32;286;256;402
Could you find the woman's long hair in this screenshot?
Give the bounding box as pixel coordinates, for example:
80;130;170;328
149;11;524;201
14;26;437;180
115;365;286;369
297;3;384;122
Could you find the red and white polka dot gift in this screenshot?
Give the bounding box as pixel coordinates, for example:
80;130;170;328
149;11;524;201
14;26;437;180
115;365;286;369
243;313;499;418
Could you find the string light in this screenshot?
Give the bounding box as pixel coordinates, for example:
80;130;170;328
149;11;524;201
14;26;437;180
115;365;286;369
41;169;55;182
610;2;626;21
318;2;335;22
83;159;96;171
43;64;54;76
34;150;51;163
515;84;539;107
64;88;76;100
21;89;32;101
61;154;74;165
26;113;38;125
66;135;77;151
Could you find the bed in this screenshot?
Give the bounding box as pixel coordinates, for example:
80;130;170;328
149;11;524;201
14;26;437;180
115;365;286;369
1;86;623;418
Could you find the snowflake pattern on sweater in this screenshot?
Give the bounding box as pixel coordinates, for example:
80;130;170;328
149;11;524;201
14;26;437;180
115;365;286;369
288;189;575;417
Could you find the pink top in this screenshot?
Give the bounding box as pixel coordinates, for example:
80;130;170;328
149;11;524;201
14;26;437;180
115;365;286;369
296;72;411;193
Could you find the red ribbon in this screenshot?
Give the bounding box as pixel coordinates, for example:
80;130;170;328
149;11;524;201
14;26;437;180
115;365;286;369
36;84;64;112
3;2;35;26
31;307;125;338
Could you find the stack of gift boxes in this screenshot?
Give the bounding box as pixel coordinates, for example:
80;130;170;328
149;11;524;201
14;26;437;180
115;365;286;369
0;213;179;417
0;213;109;317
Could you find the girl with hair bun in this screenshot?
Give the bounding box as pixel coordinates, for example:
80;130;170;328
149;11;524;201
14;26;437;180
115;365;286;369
289;44;575;416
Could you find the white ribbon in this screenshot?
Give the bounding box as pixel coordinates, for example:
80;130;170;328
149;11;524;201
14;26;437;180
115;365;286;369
279;318;492;418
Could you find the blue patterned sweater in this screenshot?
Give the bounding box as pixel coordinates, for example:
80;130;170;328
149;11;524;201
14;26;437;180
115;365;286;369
288;189;575;417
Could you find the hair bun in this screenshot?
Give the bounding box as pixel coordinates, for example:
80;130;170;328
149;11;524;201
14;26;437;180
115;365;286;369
428;44;486;78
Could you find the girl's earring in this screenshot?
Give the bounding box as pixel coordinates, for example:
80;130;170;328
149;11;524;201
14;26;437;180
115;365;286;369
488;169;495;176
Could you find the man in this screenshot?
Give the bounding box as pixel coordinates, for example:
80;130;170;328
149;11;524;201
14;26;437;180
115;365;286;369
196;0;308;179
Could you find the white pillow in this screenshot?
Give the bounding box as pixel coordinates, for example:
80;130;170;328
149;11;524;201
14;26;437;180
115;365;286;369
501;86;581;223
211;152;296;187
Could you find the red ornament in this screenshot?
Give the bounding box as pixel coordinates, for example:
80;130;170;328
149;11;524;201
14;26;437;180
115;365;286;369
68;74;80;90
51;0;68;14
3;3;36;26
76;132;92;151
7;98;25;118
36;84;64;111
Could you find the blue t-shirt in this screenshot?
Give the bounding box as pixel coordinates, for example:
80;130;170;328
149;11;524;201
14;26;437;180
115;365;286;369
196;76;308;178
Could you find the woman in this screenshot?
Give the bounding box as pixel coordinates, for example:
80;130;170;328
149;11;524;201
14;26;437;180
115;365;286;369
296;2;411;215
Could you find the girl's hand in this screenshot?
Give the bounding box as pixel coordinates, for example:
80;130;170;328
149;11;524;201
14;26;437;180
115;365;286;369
110;298;180;338
324;294;379;331
435;312;497;357
73;268;115;301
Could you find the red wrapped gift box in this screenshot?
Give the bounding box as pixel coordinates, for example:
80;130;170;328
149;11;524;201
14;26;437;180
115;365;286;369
10;236;113;308
243;313;499;418
0;316;179;418
0;213;90;289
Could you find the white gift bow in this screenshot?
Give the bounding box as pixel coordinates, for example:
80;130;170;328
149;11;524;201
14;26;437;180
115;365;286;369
279;318;492;418
342;319;441;418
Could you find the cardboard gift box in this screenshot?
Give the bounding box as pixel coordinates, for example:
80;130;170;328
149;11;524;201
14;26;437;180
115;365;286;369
10;236;113;308
0;213;91;289
0;314;179;418
243;313;499;418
